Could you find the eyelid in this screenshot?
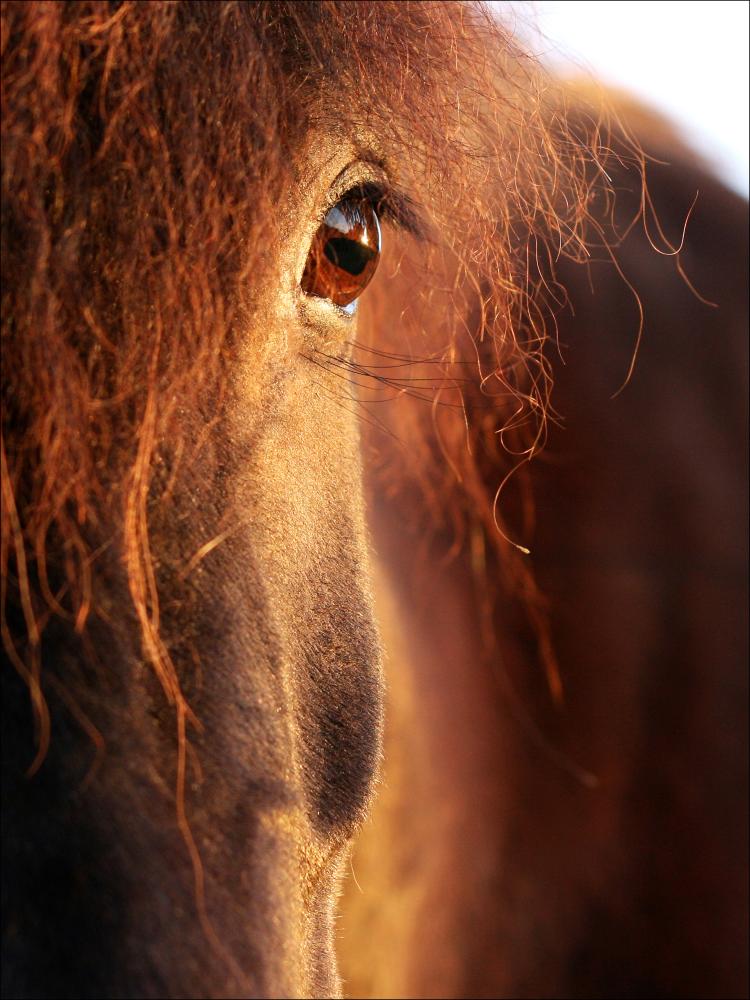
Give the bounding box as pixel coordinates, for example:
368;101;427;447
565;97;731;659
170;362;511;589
343;181;428;242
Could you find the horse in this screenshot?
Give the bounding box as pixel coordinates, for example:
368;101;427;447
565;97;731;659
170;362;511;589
339;93;749;1000
2;3;747;998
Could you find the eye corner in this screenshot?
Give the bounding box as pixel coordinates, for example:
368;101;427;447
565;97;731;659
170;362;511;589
295;282;359;340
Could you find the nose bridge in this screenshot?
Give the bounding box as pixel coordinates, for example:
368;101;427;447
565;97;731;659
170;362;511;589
230;354;385;839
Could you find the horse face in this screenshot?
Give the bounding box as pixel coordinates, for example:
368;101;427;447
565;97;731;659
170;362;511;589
1;3;600;996
148;143;389;991
218;141;389;839
1;11;402;996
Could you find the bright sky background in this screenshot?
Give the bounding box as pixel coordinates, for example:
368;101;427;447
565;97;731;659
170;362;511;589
495;1;749;197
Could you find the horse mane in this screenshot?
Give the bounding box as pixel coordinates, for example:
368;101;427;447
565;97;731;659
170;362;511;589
1;1;638;768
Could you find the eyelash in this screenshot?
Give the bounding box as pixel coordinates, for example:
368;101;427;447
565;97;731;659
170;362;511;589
330;183;387;228
336;181;424;237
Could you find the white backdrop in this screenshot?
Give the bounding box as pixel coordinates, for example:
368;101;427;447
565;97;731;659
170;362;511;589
495;1;749;196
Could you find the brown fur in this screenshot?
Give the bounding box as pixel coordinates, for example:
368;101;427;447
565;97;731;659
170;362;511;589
341;100;749;998
2;2;746;997
1;1;623;719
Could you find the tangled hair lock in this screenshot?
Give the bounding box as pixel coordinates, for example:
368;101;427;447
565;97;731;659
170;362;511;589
1;2;644;772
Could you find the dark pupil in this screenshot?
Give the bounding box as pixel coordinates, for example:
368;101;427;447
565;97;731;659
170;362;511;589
324;237;376;276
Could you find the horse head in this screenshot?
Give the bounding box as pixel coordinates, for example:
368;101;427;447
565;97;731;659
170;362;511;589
2;3;747;998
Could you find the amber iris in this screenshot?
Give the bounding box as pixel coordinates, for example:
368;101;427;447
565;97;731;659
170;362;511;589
301;197;381;308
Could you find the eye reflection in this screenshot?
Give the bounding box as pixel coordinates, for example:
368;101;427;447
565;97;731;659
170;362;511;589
301;196;381;309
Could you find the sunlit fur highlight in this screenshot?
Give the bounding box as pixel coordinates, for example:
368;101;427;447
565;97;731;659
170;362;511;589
1;0;641;735
1;1;652;976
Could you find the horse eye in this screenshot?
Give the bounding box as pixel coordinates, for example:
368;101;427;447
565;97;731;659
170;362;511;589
301;196;381;308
